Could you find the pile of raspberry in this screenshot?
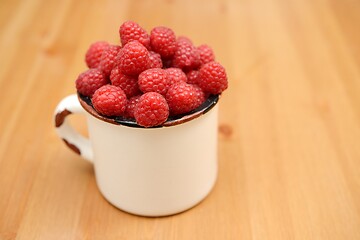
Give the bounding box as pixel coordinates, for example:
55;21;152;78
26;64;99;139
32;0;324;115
76;21;228;127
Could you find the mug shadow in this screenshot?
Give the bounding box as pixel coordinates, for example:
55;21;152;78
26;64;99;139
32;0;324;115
75;157;95;178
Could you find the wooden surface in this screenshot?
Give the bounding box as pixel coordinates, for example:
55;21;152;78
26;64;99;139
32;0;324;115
1;0;360;239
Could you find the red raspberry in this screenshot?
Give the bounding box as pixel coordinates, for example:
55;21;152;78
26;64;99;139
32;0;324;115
110;67;141;98
166;82;205;115
148;51;163;68
172;40;200;70
134;92;169;127
186;70;200;84
92;85;127;117
119;21;150;49
138;68;170;95
198;61;228;94
193;84;206;108
85;41;109;69
197;44;215;65
165;68;187;86
75;69;108;97
99;45;121;77
124;95;141;119
117;41;150;76
150;27;176;58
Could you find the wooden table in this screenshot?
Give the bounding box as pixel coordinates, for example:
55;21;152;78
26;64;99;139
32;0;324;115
1;0;360;239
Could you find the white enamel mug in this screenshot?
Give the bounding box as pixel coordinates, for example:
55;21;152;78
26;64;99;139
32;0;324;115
54;93;219;217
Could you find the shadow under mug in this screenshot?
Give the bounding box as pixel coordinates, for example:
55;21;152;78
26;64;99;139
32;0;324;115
54;93;219;217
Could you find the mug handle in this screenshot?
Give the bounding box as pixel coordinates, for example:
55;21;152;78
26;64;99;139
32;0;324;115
54;94;93;162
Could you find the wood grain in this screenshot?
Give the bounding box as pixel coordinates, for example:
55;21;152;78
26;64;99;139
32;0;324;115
1;0;360;239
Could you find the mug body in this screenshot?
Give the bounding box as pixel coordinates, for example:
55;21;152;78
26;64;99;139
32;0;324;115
86;106;219;216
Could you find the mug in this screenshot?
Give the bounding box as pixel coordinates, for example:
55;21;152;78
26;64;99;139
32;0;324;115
54;93;219;217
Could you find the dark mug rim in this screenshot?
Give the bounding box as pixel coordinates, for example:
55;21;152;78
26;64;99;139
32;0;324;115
77;92;220;128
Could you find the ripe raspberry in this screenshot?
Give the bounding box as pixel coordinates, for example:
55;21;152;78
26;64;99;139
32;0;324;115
119;21;150;49
110;67;141;98
99;45;121;77
117;41;150;76
75;69;108;97
172;40;200;70
165;68;187;86
166;82;205;115
198;61;228;94
192;84;206;108
124;95;141;118
186;70;200;84
92;85;127;117
138;68;170;95
85;41;109;68
150;26;176;58
197;44;215;65
134;92;169;127
148;51;163;68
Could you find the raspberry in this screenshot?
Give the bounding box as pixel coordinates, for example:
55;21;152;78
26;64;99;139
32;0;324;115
198;61;228;94
134;92;169;127
172;40;200;70
186;70;200;84
119;21;150;49
166;82;205;115
98;45;121;77
92;85;127;117
124;95;141;119
193;84;206;108
138;68;170;95
165;68;187;86
110;67;141;98
117;41;150;76
197;44;215;65
150;27;176;58
148;51;163;68
75;69;108;97
85;41;109;69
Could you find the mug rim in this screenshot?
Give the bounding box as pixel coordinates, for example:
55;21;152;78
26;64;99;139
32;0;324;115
77;92;220;128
